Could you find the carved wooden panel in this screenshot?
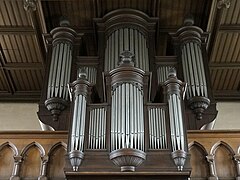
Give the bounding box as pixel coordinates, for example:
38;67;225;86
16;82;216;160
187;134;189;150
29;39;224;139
188;130;240;179
189;142;209;179
214;144;237;178
0;131;240;179
20;145;42;178
0;144;14;179
48;142;67;179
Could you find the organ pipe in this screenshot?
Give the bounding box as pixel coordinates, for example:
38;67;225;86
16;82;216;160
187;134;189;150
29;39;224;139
44;20;79;121
164;68;187;171
148;107;167;149
88;107;107;149
68;70;90;171
78;67;97;85
104;28;149;72
157;66;175;85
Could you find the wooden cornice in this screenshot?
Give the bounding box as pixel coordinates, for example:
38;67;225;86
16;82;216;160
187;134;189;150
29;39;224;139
219;24;240;32
0;91;41;102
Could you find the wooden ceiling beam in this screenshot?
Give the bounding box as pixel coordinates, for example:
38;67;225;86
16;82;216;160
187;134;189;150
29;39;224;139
213;90;240;100
0;49;16;93
219;24;240;32
206;0;230;61
3;63;43;70
209;62;240;69
0;91;41;102
0;26;35;34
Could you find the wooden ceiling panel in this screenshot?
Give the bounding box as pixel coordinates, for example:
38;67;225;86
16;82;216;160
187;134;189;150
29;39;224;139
42;0;96;31
210;32;240;63
0;0;238;100
220;0;240;25
211;69;240;91
10;69;44;91
0;0;31;26
157;0;208;28
0;34;43;64
0;70;8;91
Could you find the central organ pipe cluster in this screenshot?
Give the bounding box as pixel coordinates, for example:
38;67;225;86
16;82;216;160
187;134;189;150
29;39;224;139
108;51;146;172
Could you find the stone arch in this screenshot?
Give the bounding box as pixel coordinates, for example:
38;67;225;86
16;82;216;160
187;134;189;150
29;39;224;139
189;141;210;178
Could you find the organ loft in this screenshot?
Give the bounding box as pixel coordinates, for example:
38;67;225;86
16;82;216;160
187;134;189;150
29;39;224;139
36;9;217;180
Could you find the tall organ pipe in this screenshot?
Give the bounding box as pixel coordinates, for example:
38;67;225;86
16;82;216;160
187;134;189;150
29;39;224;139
164;68;187;171
68;71;90;171
109;51;146;172
44;21;79;121
104;28;149;72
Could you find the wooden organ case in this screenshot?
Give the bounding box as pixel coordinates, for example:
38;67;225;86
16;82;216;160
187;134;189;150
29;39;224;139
37;9;218;180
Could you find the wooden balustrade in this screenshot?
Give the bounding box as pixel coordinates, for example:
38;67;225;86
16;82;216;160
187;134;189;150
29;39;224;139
0;131;67;180
0;130;240;179
188;130;240;180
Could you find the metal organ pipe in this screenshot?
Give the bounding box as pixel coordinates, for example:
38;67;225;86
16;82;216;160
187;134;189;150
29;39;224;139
104;28;149;71
148;107;167;149
157;66;175;85
78;67;97;85
110;82;145;152
87;107;107;149
47;28;76;100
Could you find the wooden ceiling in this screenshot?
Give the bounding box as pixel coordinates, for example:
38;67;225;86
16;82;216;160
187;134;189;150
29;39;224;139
0;0;239;101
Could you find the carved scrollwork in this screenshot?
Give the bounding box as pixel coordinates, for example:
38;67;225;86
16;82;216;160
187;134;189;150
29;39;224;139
217;0;231;9
23;0;37;11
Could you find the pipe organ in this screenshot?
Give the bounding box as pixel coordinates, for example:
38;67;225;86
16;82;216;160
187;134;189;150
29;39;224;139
37;8;218;180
